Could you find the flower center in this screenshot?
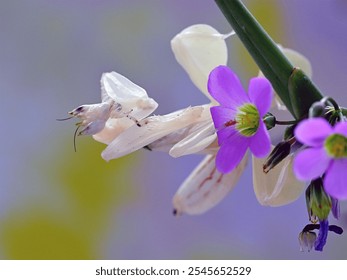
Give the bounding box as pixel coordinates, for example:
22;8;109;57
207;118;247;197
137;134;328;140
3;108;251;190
235;103;260;137
324;133;347;158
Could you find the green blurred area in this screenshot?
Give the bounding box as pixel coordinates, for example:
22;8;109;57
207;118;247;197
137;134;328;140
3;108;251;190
0;138;138;259
2;210;94;259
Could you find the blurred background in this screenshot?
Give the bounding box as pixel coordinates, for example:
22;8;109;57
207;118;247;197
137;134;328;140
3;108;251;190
1;0;347;259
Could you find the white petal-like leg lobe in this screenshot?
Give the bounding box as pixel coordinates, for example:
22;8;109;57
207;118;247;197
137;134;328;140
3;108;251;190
252;151;305;207
93;118;134;145
101;71;149;101
101;71;158;120
101;106;206;161
71;71;159;144
169;121;217;157
173;153;248;215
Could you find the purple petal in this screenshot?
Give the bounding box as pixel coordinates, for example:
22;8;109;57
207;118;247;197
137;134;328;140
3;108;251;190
216;133;249;173
329;225;343;235
324;159;347;199
210;106;237;130
333;121;347;137
314;219;328;251
248;77;273;117
208;66;249;108
249;122;271;157
294;118;333;147
293;147;330;181
216;126;237;146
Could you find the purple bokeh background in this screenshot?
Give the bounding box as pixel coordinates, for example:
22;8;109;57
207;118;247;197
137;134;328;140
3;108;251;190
1;0;347;259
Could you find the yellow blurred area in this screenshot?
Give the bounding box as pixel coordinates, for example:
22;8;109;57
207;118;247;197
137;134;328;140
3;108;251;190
234;1;287;78
0;138;139;259
1;210;93;259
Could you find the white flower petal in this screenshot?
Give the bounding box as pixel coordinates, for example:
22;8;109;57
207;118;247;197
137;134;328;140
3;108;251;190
173;153;248;215
101;106;207;161
101;71;158;120
171;24;228;99
282;47;312;78
252;149;305;207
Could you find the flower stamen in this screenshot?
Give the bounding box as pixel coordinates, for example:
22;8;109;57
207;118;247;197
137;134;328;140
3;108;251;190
324;134;347;158
224;119;237;127
235;103;260;137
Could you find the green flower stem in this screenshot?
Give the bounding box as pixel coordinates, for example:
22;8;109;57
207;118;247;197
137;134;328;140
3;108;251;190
322;97;340;111
288;68;323;119
340;108;347;116
215;0;324;119
275;120;297;125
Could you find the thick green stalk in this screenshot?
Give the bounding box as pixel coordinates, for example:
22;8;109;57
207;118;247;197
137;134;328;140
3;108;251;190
288;69;324;119
215;0;323;119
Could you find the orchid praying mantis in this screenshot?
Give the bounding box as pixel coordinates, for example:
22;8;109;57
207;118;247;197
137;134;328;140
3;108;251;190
64;0;346;252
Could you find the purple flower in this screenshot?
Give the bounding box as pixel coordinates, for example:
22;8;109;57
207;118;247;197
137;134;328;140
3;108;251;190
208;65;272;173
294;118;347;199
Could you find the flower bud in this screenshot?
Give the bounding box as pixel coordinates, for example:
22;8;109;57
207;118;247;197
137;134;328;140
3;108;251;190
283;124;296;140
306;179;332;222
171;24;229;97
309;101;325;118
328;113;340;126
298;230;317;252
263;113;276;130
331;198;340;219
263;141;291;173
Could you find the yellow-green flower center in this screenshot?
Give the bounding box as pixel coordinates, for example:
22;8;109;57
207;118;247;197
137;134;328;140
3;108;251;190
324;133;347;158
235;103;260;137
